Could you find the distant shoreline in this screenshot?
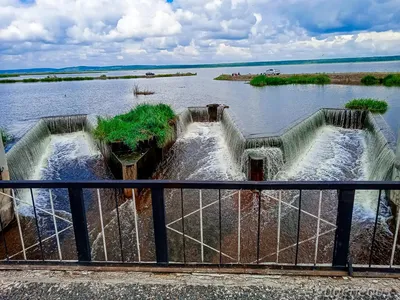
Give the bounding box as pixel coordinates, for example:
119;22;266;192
1;55;399;75
0;72;197;84
215;72;400;86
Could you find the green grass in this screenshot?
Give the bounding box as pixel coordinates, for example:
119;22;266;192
0;73;197;84
214;74;232;80
345;98;388;113
250;74;330;86
361;75;379;85
93;104;176;152
0;74;19;78
0;128;13;146
382;74;400;86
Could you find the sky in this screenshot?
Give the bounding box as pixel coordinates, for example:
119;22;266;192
0;0;400;69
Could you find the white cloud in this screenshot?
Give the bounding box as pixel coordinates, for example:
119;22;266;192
0;0;400;69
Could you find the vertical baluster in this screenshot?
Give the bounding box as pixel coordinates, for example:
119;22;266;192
114;189;124;262
0;213;9;261
276;190;282;263
369;190;382;267
49;190;62;261
30;188;44;261
237;190;241;263
97;189;107;261
390;206;400;268
180;189;186;264
219;189;222;265
257;189;262;264
151;188;168;264
314;190;323;266
132;189;141;262
11;189;26;260
295;190;302;266
199;190;204;263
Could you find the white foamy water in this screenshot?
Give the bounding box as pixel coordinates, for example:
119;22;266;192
277;126;365;181
18;131;101;215
165;122;244;181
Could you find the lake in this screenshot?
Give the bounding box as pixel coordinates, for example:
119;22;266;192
1;61;399;140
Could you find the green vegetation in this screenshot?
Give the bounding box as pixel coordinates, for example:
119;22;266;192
133;84;155;96
382;74;400;86
0;74;19;78
93;104;176;152
250;74;330;86
345;98;388;113
361;75;379;85
0;72;197;84
0;128;13;146
214;74;233;80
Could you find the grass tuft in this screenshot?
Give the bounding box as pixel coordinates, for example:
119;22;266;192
382;74;400;86
361;75;379;85
250;74;330;86
345;98;388;113
0;128;13;146
93;104;176;152
133;84;155;96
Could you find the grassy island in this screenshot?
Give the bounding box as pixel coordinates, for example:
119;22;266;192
345;98;388;113
93;104;176;152
214;72;400;86
0;72;197;84
249;74;330;86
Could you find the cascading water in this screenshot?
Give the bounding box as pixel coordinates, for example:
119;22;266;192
7;120;51;181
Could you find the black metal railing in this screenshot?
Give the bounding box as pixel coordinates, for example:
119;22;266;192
0;180;399;273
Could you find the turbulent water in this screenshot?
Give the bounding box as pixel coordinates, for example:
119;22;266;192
162;122;244;181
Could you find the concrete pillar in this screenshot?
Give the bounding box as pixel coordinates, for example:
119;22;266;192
248;154;264;181
0;137;14;231
207;104;220;122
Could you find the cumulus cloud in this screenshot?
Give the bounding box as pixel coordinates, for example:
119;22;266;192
0;0;399;69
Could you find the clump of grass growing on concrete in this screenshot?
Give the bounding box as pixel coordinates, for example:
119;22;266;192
94;104;176;151
361;75;379;85
345;98;388;113
133;84;155;96
382;74;400;86
0;128;13;146
250;74;330;86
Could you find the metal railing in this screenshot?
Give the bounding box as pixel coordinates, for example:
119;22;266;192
0;180;400;274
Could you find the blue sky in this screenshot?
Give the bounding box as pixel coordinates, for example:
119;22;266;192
0;0;399;69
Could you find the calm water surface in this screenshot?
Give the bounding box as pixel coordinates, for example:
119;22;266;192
1;61;400;138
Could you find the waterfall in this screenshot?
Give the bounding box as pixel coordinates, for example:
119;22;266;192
324;108;367;129
280;110;326;165
6;115;92;181
176;108;193;137
363;114;396;181
242;147;284;180
220;109;246;165
44;115;87;134
188;107;209;122
7;120;51;180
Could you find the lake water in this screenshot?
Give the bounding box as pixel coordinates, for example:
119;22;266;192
1;61;400;140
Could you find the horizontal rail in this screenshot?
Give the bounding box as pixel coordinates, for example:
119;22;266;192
1;180;400;190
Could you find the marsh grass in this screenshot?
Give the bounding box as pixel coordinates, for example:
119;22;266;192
361;75;379;85
250;74;330;86
345;98;388;113
93;104;176;152
133;84;155;96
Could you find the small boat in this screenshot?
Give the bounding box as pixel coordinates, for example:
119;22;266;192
146;72;155;76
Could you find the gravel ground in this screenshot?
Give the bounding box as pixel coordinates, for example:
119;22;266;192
0;270;400;299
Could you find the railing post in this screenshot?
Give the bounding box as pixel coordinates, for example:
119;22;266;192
68;188;91;262
151;188;169;264
332;189;355;267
